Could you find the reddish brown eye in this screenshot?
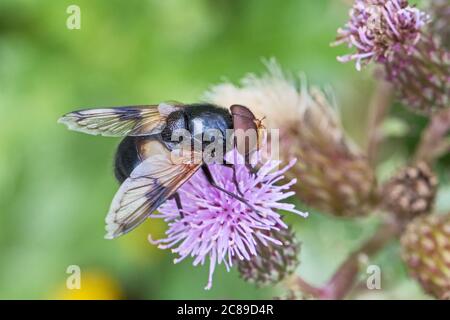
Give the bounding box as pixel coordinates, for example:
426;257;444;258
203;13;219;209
230;105;259;159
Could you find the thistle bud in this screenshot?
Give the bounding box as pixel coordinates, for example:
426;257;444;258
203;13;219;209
384;35;450;115
428;0;450;49
334;0;450;115
382;161;438;220
236;225;300;286
401;213;450;299
204;61;377;217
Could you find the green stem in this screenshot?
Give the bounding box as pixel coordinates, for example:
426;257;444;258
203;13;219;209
290;220;400;300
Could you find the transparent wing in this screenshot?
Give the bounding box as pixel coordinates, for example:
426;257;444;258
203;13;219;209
105;141;201;239
58;103;180;137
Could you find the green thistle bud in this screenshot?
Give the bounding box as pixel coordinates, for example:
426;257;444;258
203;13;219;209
382;162;438;221
237;225;300;287
401;213;450;299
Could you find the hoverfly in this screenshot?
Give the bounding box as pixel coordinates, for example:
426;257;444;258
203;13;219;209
59;103;265;239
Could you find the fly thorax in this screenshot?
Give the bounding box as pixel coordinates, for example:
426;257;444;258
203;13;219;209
161;111;188;147
188;114;230;163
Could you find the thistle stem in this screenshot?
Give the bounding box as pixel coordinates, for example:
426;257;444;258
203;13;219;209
366;79;394;166
320;220;399;299
287;275;325;298
415;108;450;164
290;220;400;300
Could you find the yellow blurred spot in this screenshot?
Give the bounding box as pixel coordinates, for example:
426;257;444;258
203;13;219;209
117;216;168;264
53;271;122;300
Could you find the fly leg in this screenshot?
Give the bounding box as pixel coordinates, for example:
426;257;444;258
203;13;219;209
169;192;184;219
201;164;260;214
222;151;256;198
221;162;245;198
222;155;259;197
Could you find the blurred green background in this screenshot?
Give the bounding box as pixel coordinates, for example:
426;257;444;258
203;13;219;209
0;0;448;299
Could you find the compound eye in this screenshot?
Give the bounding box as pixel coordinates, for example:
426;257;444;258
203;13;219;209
230;105;259;158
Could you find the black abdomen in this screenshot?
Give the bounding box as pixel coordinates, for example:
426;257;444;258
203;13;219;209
114;137;142;183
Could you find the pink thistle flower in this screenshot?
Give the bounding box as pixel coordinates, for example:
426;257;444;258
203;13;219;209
148;151;307;290
334;0;450;114
333;0;429;70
